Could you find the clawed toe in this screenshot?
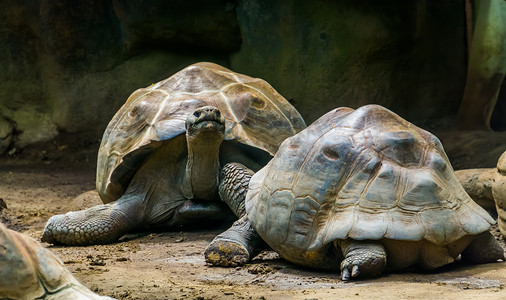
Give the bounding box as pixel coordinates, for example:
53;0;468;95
340;260;361;281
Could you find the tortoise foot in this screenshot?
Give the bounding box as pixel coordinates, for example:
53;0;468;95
42;204;134;246
338;240;387;281
204;215;267;267
205;239;250;267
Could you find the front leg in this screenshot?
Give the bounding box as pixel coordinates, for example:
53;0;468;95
204;215;267;267
336;239;387;281
42;195;143;246
218;162;254;218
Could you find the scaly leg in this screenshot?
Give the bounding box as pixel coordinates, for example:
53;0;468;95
218;162;254;217
205;163;267;267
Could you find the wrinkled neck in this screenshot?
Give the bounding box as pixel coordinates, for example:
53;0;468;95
182;133;223;200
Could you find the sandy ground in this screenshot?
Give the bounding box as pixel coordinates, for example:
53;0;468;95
1;131;506;300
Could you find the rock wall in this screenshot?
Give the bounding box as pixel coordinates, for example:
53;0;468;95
0;0;472;154
0;0;238;152
231;0;467;124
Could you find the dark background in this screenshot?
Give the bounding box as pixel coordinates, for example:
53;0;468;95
0;0;505;167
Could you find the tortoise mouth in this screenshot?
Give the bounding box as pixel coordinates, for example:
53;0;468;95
193;114;225;126
191;120;225;132
187;116;225;139
186;120;225;143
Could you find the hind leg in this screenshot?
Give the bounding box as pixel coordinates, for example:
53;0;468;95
337;239;387;281
461;231;505;264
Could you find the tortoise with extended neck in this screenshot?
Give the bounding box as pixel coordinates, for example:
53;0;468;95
205;105;505;280
42;62;306;246
0;222;112;299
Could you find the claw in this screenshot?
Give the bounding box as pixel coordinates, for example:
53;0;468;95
351;265;360;277
341;267;351;281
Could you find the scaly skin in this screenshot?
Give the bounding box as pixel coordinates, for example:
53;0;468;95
42;201;139;246
218;163;254;217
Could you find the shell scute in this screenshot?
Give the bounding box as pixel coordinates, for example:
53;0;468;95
307;206;354;250
419;208;466;244
360;164;399;210
455;203;493;235
398;171;447;212
288;196;321;247
384;209;425;241
348;207;388;240
258;189;292;247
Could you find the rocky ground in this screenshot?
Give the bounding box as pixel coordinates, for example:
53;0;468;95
0;130;505;300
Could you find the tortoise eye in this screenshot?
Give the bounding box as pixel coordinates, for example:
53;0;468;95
193;111;201;118
216;110;221;117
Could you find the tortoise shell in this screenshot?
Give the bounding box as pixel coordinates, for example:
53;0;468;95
0;222;83;299
97;62;306;203
246;105;494;263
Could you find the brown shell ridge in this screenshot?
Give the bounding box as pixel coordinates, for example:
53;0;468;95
218;86;244;124
214;68;244;84
459;200;496;232
221;81;305;154
317;149;385;246
303;147;382;250
104;91;181;161
102;88;171;156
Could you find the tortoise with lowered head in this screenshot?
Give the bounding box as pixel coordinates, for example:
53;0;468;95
205;104;505;280
0;222;112;299
42;62;306;246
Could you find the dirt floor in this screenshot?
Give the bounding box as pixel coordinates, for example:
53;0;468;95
1;131;506;300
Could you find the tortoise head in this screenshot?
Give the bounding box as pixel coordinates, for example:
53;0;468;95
185;106;226;141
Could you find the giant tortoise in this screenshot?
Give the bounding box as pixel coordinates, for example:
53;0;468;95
42;62;305;245
205;104;505;280
0;222;112;299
